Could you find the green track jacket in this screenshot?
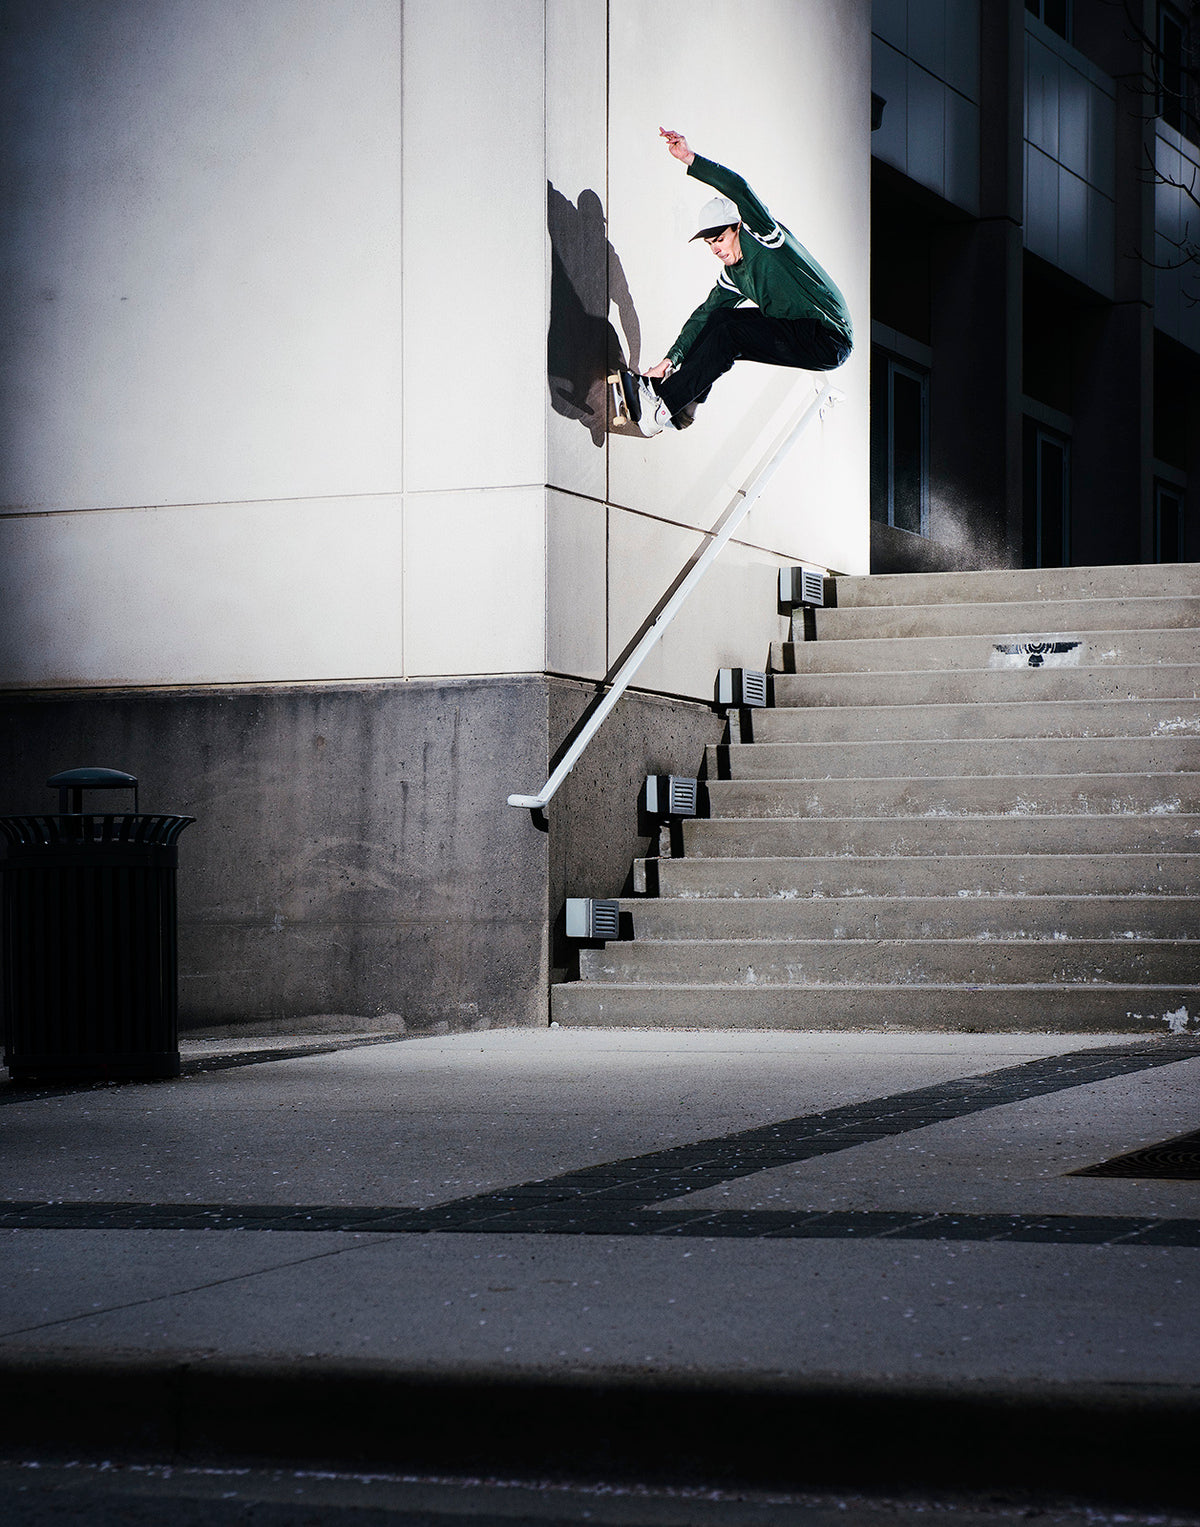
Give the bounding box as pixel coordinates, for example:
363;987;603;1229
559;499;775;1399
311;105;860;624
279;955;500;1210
666;155;853;368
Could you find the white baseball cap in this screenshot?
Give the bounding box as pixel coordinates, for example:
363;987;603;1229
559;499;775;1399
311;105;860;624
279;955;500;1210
689;195;740;240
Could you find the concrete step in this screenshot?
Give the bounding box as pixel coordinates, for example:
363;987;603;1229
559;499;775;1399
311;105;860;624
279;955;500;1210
771;628;1198;675
704;774;1200;819
713;737;1200;781
679;813;1200;859
626;894;1200;942
550;980;1199;1033
578;938;1198;987
644;852;1199;899
811;596;1200;643
770;664;1200;708
830;562;1200;609
722;736;1200;783
751;698;1200;744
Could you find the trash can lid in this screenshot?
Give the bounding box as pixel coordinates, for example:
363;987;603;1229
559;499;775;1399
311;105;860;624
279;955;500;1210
47;767;138;790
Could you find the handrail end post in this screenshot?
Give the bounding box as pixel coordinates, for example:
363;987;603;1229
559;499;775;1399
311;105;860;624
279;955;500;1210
507;793;546;809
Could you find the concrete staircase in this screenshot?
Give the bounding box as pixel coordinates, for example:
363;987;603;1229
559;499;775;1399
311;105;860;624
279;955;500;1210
553;563;1200;1033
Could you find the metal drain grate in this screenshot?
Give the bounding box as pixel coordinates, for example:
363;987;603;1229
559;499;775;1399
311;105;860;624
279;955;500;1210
1072;1129;1200;1181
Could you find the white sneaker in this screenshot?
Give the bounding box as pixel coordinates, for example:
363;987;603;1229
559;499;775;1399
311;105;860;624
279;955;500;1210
634;376;674;437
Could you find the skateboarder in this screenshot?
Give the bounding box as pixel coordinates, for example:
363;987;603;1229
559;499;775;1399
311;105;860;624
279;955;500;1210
623;129;853;437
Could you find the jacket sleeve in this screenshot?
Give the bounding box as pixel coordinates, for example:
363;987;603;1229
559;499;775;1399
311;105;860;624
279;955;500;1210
666;274;744;368
686;154;776;239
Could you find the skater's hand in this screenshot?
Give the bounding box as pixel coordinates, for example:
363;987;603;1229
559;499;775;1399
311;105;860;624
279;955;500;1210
659;127;694;165
644;358;672;379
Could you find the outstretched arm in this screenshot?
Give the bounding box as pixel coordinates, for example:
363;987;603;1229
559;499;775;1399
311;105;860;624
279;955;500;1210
645;130;691;376
659;127;695;165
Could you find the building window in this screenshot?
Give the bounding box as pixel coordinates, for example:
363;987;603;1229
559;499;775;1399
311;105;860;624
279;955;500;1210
1155;480;1186;559
1026;0;1071;43
1158;3;1198;140
1027;425;1071;566
871;351;930;537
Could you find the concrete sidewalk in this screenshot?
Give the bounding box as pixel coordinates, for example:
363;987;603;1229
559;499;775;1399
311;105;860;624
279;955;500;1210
1;1027;1198;1505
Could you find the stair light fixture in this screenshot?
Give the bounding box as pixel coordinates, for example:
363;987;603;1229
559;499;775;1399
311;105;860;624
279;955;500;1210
717;668;769;708
645;775;699;818
778;566;826;607
565;898;620;941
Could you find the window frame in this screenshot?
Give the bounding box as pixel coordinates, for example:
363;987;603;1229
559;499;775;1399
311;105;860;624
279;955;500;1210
1025;0;1073;44
1154;478;1187;560
1158;2;1198;141
1033;425;1072;567
871;348;931;539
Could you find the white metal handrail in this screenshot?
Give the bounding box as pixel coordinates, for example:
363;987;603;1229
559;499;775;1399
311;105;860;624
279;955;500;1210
507;380;843;810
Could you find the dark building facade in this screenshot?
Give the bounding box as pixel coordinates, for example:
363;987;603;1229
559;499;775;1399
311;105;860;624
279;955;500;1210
870;0;1200;572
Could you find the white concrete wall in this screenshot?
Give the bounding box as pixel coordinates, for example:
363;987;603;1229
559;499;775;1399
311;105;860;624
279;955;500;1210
550;0;871;700
0;0;415;686
2;0;870;698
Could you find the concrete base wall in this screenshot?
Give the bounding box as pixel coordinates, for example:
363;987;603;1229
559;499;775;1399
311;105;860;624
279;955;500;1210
545;680;723;984
0;680;720;1036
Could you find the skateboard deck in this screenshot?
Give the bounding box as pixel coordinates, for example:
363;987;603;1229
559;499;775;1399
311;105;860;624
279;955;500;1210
608;369;643;428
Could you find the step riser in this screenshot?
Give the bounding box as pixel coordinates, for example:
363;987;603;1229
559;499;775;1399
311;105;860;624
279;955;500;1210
714;739;1200;780
650;855;1200;898
551;983;1199;1033
773;630;1199;675
681;816;1200;858
771;667;1200;707
811;597;1200;642
705;777;1200;818
628;897;1200;942
580;942;1197;986
752;701;1200;744
831;563;1200;608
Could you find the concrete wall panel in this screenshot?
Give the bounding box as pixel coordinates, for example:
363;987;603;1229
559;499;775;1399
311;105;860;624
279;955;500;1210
546;0;611;502
403;487;545;677
547;489;606;682
546;678;722;982
945;93;982;217
0;497;405;688
401;0;546;493
943;0;981;102
0;680;553;1033
1026;34;1060;159
906;57;947;199
740;380;870;575
0;0;404;512
606;507;789;700
1025;144;1059;264
872;0;906;52
871;37;909;174
906;0;946;81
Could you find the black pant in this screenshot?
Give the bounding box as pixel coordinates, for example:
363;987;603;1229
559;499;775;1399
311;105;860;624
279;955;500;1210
657;308;851;416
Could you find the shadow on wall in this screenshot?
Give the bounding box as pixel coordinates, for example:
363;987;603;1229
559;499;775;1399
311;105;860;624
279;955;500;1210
547;183;641;446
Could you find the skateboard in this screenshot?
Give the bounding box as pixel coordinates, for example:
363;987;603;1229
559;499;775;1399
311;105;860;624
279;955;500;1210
608;368;643;428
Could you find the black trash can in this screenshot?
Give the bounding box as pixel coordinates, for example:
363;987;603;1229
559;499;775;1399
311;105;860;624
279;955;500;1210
0;768;195;1086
